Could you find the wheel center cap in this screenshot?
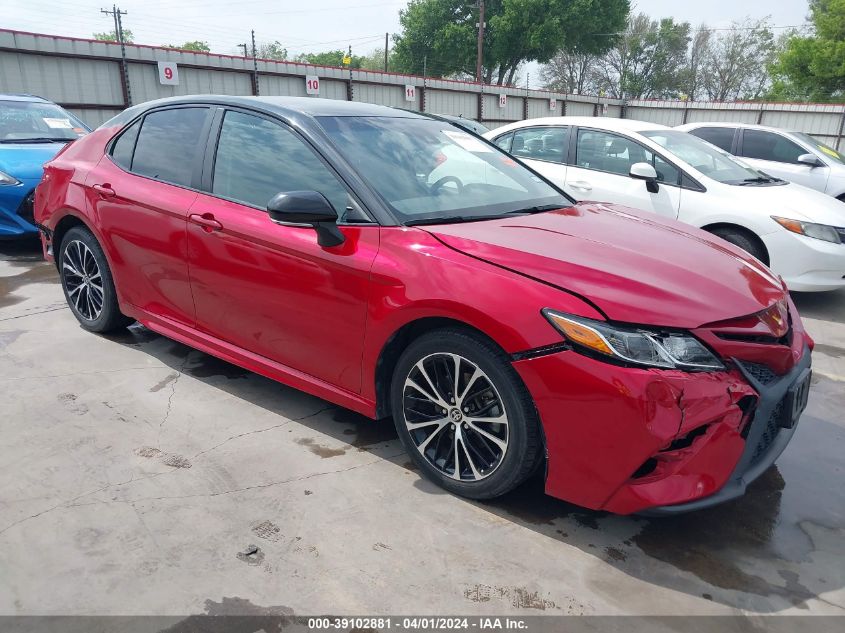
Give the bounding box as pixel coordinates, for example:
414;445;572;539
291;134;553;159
450;408;463;423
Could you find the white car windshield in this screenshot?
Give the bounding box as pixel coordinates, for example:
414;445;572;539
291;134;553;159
318;116;571;224
792;131;845;165
642;130;779;185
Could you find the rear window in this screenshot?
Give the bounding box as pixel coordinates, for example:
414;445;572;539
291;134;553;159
688;127;736;153
130;108;209;187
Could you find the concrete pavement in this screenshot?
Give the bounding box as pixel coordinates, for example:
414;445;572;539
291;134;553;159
1;240;843;617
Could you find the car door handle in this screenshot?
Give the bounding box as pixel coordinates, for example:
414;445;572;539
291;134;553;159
189;213;223;232
569;180;592;191
92;183;115;197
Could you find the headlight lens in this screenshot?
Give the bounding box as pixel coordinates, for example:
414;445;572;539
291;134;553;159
542;310;725;371
772;216;842;244
0;170;21;186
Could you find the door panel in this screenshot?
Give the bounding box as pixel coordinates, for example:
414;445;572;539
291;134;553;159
186;196;379;392
86;161;197;325
186;109;378;393
739;129;830;192
564;129;681;219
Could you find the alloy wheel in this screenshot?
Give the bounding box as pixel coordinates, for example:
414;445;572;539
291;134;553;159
62;239;104;321
402;352;509;481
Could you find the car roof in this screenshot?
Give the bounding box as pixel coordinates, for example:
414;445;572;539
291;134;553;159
0;94;50;103
487;116;670;136
677;121;803;135
119;95;429;121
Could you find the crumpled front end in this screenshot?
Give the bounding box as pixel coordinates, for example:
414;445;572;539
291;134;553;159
514;295;813;514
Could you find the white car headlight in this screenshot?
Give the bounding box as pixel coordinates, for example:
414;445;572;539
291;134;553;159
543;310;725;371
772;216;842;244
0;170;21;186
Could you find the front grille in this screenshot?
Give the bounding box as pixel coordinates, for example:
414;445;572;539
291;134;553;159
742;362;778;385
750;398;783;465
16;190;35;226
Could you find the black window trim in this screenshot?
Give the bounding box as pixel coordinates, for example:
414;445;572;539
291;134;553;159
106;104;215;192
737;127;826;167
201;105;377;226
497;125;571;166
571;126;706;193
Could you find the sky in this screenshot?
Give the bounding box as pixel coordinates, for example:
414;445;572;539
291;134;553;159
3;0;813;84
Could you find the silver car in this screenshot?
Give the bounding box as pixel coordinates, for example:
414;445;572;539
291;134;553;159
677;122;845;201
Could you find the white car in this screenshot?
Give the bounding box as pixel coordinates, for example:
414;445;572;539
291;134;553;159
484;117;845;292
677;121;845;200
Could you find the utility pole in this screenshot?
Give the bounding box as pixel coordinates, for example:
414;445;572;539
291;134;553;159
101;5;131;106
237;43;248;57
384;32;389;72
475;0;485;83
250;30;259;95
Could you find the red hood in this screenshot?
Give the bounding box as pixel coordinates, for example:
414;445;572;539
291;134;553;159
424;202;786;329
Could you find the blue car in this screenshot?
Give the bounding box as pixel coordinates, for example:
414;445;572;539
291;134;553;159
0;94;90;239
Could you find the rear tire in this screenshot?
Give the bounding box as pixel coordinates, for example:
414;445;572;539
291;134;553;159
708;226;768;264
390;327;542;499
59;226;133;333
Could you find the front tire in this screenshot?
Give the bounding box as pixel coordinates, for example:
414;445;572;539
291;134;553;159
59;226;132;333
708;226;768;264
390;328;542;499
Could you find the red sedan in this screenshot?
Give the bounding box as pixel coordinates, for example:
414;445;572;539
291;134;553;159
34;97;813;514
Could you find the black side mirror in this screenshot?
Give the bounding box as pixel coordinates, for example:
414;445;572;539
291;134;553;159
267;190;345;247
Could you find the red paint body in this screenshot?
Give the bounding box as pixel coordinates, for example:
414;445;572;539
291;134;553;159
34;113;812;514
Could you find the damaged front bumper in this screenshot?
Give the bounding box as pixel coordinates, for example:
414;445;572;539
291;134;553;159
513;342;812;515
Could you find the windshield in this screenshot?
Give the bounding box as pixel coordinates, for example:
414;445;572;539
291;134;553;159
317;116;570;223
642;129;775;185
0;100;89;142
791;131;845;164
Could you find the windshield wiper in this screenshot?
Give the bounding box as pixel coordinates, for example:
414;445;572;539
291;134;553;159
738;176;777;185
405;216;489;226
0;137;73;144
503;204;564;215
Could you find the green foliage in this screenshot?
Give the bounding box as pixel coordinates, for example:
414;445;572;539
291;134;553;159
391;0;629;85
93;29;134;43
770;0;845;101
256;41;288;61
163;41;210;51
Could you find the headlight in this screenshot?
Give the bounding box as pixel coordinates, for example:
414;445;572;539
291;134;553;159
542;310;725;371
0;170;21;186
772;216;842;244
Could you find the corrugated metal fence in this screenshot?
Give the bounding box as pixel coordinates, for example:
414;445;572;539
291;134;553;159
3;28;845;148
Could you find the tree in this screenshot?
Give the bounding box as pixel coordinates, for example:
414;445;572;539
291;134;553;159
162;40;210;51
392;0;628;85
769;0;845;101
540;50;602;94
590;13;692;99
699;18;776;101
93;29;134;43
679;25;711;100
256;41;288;61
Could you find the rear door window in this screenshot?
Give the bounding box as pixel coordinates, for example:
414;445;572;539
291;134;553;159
688;127;736;153
130;107;209;187
511;126;569;163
